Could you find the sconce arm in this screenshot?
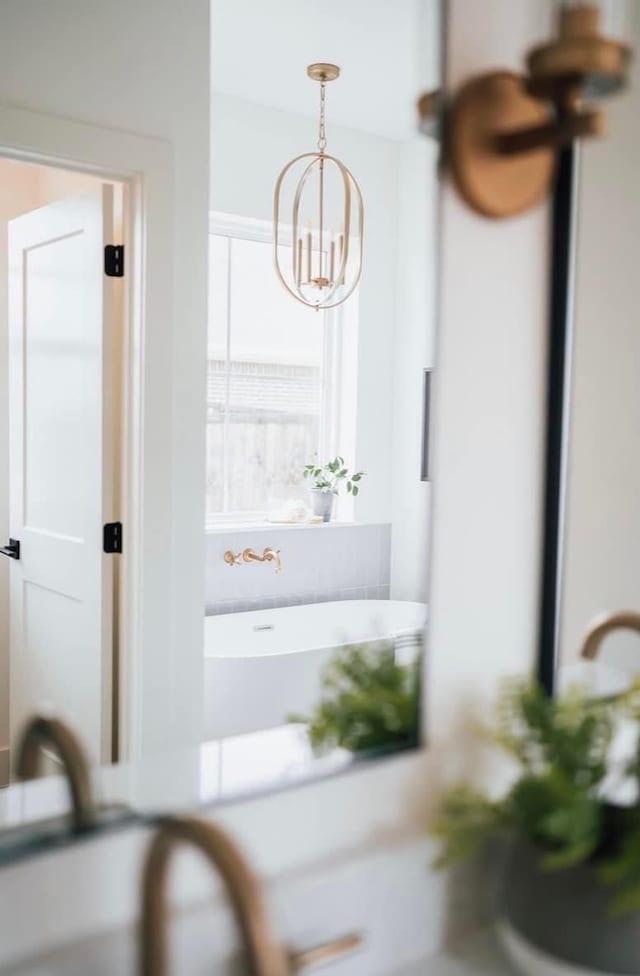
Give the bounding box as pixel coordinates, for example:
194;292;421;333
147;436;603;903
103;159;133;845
494;107;604;156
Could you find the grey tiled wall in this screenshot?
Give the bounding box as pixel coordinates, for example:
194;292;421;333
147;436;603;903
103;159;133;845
205;523;391;615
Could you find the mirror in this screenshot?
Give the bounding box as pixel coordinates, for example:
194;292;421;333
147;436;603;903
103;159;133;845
541;5;639;691
0;0;443;859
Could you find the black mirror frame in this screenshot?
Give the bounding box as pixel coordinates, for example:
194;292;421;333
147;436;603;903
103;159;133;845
537;145;578;695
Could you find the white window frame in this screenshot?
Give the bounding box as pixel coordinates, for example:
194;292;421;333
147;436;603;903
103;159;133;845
206;211;349;527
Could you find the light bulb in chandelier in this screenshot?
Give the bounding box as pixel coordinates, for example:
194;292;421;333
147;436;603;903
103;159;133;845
273;63;364;310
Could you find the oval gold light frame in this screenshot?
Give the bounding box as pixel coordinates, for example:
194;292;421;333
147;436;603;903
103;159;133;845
273;151;364;310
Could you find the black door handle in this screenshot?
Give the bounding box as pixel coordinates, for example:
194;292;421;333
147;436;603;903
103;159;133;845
0;539;20;560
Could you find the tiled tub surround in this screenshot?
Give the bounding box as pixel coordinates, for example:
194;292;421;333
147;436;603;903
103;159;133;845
205;522;391;615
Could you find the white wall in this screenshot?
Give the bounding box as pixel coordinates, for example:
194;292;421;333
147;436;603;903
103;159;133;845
0;0;210;756
0;2;558;972
210;92;399;524
389;138;436;603
389;0;440;605
559;7;640;669
428;0;552;749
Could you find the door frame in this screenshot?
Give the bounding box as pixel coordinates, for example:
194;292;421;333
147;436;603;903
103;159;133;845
8;185;119;769
0;103;175;763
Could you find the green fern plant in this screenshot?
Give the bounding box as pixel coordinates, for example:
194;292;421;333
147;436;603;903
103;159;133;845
433;680;640;914
289;640;420;755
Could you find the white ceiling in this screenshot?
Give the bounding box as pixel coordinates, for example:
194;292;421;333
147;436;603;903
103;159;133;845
211;0;440;141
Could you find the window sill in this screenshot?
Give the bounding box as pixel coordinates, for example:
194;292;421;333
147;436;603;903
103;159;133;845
205;520;389;535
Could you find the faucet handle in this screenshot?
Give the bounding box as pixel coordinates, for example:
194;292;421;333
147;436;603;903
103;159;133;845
290;932;363;971
224;549;242;566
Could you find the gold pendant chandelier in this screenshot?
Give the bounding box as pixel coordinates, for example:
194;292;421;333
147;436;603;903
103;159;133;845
273;63;364;310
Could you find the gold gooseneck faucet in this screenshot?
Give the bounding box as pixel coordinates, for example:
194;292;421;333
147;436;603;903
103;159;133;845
140;816;291;976
140;816;363;974
16;715;96;832
580;611;640;660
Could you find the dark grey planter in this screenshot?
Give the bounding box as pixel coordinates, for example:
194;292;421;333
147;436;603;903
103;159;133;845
498;837;640;975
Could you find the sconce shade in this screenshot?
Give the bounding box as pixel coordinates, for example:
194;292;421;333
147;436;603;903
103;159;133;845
527;4;632;100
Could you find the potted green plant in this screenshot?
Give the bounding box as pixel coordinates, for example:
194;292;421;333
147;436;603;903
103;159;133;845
433;680;640;976
303;456;365;522
289;640;420;755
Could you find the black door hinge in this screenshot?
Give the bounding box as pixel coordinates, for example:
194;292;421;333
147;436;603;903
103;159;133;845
103;522;123;554
104;244;124;277
0;538;20;560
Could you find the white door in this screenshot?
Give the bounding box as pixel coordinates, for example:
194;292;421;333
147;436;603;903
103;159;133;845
7;187;116;770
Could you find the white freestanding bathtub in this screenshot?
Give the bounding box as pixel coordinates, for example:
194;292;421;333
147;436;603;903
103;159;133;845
203;599;426;740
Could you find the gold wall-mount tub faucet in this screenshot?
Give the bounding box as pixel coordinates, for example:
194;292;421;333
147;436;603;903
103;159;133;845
224;546;282;573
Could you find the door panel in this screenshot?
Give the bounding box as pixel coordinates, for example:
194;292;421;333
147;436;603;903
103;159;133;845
8;187;115;769
24;230;91;536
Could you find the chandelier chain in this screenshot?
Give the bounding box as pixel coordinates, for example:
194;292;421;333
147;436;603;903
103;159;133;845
317;81;327;153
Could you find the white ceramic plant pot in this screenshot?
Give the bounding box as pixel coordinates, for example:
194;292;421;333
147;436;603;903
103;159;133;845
310;488;335;522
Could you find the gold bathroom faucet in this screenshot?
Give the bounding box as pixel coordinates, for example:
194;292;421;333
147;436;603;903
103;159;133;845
224;547;282;573
139;816;290;976
580;610;640;660
139;815;363;975
16;715;96;832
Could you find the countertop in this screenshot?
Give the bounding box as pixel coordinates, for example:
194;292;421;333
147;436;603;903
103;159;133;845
395;930;511;976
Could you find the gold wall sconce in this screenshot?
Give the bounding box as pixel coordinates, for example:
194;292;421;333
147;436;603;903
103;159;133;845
420;3;632;218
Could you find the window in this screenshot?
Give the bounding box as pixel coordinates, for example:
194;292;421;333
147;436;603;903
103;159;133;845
206;214;353;524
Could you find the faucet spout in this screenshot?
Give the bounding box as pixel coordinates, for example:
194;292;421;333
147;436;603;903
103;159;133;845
16;715;96;832
262;547;282;573
140;815;291;976
580;610;640;660
242;547;282;573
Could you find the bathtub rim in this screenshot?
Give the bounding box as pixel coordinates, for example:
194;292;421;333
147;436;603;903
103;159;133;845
203;598;428;660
